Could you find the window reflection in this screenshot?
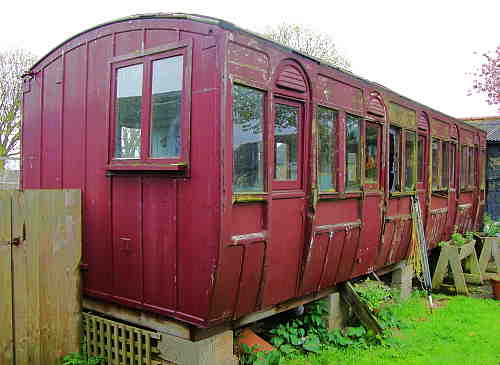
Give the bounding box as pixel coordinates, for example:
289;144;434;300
417;135;425;183
404;131;416;191
274;104;298;181
432;139;440;189
317;107;337;191
232;85;264;192
389;127;401;192
115;64;143;158
346;115;361;191
150;56;183;158
365;124;379;184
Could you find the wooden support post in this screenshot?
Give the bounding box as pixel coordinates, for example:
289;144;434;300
338;282;383;335
391;260;414;300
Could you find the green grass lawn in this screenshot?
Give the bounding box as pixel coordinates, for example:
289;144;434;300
283;294;500;365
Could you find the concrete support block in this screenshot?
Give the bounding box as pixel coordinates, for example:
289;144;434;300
324;292;349;330
158;329;238;365
391;261;414;300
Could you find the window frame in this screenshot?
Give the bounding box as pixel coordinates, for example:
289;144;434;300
272;97;304;191
431;138;452;192
416;134;427;187
460;144;476;191
364;121;382;190
388;125;402;193
345;113;363;192
231;83;267;195
108;40;192;172
316;105;338;193
403;130;417;192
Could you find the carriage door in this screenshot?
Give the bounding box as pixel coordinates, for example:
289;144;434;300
261;97;308;307
376;104;418;267
353;120;383;276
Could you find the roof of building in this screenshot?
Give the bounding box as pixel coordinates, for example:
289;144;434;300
461;116;500;142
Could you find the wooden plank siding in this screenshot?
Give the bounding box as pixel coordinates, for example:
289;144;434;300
0;191;14;365
0;190;82;365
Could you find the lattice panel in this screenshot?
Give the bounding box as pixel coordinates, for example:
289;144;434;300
83;312;164;365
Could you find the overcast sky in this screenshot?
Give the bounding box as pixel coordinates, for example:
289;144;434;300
1;0;498;118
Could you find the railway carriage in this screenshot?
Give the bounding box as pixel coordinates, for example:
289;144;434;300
21;13;486;328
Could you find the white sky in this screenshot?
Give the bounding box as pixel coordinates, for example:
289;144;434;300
1;0;498;118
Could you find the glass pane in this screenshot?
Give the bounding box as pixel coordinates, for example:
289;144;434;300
389;127;401;192
404;131;416;191
150;56;183;158
469;148;475;186
365;124;379;184
232;85;264;192
432;139;440;189
417;135;425;182
345;115;361;191
461;146;468;189
317;107;337;191
115;64;143;158
442;142;449;188
450;144;456;187
274;104;299;181
480;151;486;187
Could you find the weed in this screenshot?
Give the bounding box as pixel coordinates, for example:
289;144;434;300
239;344;281;365
60;338;104;365
353;279;392;312
482;214;500;237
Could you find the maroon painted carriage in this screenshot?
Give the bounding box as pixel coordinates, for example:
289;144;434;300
21;13;486;328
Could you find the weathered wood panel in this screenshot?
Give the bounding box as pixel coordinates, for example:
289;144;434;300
0;191;13;365
0;190;81;365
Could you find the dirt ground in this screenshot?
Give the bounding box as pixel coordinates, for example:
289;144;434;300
468;274;495;299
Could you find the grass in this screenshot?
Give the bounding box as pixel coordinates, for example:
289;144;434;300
282;293;500;365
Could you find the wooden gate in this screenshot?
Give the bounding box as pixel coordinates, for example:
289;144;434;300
0;190;81;365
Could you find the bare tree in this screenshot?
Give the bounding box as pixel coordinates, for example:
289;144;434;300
264;23;351;71
0;49;37;169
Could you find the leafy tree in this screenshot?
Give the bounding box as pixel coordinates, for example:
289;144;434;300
264;23;351;70
0;49;36;169
469;45;499;112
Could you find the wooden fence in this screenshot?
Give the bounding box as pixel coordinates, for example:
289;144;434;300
0;190;81;365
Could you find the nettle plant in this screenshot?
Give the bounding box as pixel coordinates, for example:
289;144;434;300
482;214;500;237
60;338;104;365
439;231;474;248
252;280;401;363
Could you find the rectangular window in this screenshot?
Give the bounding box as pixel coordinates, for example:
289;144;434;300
365;123;380;184
404;131;416;191
345;114;361;191
480;150;486;188
274;103;299;181
442;142;449;188
450;144;456;187
417;135;425;183
317;107;337;191
461;145;468;189
150;56;183;158
110;42;191;171
389;127;401;192
232;85;264;193
431;139;440;189
115;63;143;159
469;148;476;187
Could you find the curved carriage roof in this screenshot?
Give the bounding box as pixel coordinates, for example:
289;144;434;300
30;12;483;133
